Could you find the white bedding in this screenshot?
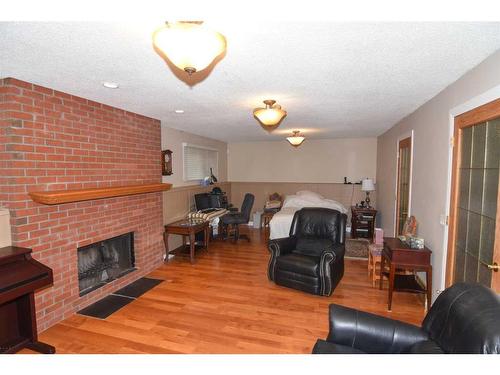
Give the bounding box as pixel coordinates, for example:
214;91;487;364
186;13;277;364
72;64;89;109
269;207;301;240
269;192;347;240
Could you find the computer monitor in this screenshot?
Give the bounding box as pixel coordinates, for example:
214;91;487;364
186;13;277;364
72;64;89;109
194;193;211;211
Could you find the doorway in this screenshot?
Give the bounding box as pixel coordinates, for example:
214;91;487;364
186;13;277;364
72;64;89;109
446;98;500;292
395;136;412;236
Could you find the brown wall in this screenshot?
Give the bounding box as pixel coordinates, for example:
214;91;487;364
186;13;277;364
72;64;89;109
230;181;374;223
163;182;231;223
228;138;377;183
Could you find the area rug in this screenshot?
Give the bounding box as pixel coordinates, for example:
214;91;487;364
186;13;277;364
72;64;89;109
77;294;133;319
345;238;370;258
77;277;163;319
114;277;163;299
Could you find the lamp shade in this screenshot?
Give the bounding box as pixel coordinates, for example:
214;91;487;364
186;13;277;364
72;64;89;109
153;21;226;75
253;100;287;127
361;178;375;192
286;131;305;147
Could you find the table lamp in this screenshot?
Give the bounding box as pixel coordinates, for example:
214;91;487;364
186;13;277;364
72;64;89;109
361;178;375;208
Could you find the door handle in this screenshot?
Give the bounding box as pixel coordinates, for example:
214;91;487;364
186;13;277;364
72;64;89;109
480;260;499;272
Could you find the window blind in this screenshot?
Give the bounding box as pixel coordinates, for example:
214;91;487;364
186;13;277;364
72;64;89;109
183;144;218;181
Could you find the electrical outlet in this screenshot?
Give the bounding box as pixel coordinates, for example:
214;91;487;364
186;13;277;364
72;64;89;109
439;214;448;226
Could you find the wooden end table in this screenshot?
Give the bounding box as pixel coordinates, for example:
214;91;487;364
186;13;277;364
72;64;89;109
379;237;432;311
163;219;210;264
351;206;377;241
261;211;276;229
368;243;383;287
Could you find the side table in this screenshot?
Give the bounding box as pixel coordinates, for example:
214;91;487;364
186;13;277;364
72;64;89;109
351;206;377;241
163;219;210;264
261;211;276;229
379;237;432;311
261;209;278;238
367;243;383;286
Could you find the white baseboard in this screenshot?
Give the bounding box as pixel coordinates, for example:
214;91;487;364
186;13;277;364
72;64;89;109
163;253;175;261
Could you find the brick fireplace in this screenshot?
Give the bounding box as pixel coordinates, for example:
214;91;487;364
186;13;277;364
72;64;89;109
0;78;165;331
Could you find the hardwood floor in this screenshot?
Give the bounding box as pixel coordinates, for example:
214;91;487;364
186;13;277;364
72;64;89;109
29;228;427;354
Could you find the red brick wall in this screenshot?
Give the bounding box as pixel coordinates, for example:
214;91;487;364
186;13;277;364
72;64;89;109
0;78;164;331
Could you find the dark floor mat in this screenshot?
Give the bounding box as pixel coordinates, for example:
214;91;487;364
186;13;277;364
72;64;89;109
113;277;163;299
77;294;133;319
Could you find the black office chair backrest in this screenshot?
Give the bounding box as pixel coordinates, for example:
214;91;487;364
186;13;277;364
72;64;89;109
289;208;346;245
421;282;500;353
209;194;224;209
240;193;255;222
195;193;225;210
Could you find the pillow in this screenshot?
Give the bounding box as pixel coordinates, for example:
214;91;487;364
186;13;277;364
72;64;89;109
265;200;281;209
296;190;324;200
321;199;348;214
282;195;347;214
282;195;302;208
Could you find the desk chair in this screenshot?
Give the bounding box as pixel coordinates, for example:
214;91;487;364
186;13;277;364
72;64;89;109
219;193;254;242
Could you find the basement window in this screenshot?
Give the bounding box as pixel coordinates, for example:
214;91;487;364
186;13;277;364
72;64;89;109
183;143;218;181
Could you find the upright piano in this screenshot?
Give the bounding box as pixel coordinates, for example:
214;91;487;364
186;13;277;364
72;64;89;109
0;246;55;354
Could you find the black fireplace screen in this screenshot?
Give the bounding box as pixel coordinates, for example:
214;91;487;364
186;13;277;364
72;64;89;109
77;232;135;296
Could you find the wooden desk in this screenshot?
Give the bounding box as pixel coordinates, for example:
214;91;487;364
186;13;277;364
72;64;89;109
351;206;377;241
379;237;432;311
164;219;210;264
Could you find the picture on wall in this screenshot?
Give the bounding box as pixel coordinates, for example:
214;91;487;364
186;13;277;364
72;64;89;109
162;149;173;176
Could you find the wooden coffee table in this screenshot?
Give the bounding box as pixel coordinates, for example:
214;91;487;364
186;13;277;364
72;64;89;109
163;219;210;264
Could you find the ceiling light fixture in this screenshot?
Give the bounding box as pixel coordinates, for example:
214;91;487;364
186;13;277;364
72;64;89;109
102;82;119;89
174;109;185;114
286;130;305;147
253;100;287;127
152;21;227;76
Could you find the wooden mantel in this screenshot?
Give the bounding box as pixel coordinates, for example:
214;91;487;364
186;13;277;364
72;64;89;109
29;183;172;205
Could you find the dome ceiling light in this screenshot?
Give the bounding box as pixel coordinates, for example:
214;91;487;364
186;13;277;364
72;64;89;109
152;21;227;76
102;82;119;89
286;130;305;147
253;99;287;127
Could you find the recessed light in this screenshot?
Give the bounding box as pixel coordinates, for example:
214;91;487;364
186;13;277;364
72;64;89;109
174;109;185;114
102;82;119;89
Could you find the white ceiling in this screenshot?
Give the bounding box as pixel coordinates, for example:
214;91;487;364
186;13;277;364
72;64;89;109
1;22;500;142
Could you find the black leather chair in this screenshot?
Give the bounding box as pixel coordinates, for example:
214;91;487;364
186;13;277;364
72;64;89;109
312;282;500;354
268;207;347;296
219;193;254;242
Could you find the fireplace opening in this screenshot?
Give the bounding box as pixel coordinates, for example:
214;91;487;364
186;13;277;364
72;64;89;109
77;232;135;296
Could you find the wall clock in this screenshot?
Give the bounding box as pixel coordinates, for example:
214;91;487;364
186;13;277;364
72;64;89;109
161;150;173;176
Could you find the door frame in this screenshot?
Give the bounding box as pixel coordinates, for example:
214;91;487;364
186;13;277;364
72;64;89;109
445;96;500;290
393;130;414;237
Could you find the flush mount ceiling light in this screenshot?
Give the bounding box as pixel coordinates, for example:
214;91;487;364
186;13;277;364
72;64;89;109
286;130;305;147
102;82;119;89
152;21;227;76
253;100;287;127
174;109;185;114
